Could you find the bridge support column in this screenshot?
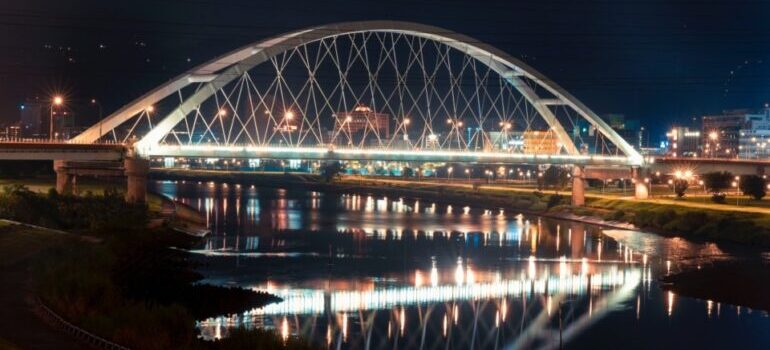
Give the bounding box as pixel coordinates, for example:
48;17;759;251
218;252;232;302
571;165;585;207
124;157;149;203
53;160;73;195
633;167;649;199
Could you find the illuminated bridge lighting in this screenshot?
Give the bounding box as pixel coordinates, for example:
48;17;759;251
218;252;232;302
198;268;641;328
144;144;637;166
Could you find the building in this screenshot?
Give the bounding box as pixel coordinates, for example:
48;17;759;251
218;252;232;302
701;110;747;158
738;107;770;159
700;107;770;159
665;126;701;157
523;130;559;154
572;114;649;154
0;124;21;140
19;98;45;137
602;114;649;150
484;131;524;151
335;105;391;139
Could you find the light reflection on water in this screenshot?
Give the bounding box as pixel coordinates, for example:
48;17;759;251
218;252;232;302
153;180;770;349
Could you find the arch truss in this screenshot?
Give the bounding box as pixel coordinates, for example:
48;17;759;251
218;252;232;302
72;21;643;166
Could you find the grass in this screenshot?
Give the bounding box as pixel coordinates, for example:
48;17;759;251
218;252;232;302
0;186;310;349
0;222;66;267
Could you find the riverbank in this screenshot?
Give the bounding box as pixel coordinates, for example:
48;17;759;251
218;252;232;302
0;184;312;349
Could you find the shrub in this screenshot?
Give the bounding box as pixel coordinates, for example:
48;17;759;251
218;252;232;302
739;175;767;200
0;185;147;231
542;166;570;191
652;209;676;228
608;209;626;221
546;194;563;209
672;179;689;198
702;171;733;194
632;209;656;228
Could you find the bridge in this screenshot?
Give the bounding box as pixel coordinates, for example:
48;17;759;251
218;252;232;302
0;21;686;204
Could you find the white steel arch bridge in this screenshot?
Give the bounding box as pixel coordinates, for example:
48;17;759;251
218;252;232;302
70;21;643;168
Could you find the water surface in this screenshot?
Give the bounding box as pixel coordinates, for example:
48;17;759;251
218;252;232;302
154;180;770;349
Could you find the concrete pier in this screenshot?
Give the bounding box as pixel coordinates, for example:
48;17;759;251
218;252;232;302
571;165;585;206
124;157;149;203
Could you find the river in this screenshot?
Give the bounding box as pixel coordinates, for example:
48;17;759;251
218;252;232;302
153;180;770;349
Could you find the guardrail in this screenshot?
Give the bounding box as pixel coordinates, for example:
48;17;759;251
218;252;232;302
0;137;123;145
34;297;130;350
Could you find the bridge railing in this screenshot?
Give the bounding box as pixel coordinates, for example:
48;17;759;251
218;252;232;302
0;137;124;145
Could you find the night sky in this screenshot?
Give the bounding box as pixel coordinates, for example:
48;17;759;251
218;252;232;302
2;0;770;138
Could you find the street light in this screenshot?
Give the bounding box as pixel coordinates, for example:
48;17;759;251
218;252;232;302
50;95;64;141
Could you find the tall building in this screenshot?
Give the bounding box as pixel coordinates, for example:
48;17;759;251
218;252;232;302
701;110;747;158
19;98;45;137
665;126;701;157
335;105;391;139
523;130;559;154
700;107;770;159
738;107;770;159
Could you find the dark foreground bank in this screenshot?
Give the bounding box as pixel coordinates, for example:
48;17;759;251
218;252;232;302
0;185;317;350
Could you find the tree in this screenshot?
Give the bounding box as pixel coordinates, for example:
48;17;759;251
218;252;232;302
702;171;733;193
672;178;689;198
402;166;414;178
701;171;733;203
542;166;570;192
739;175;767;200
320;161;342;182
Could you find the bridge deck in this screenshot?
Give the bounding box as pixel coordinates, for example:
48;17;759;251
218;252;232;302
145;145;637;166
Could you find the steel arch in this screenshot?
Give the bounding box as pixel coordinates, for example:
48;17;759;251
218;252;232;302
71;21;643;165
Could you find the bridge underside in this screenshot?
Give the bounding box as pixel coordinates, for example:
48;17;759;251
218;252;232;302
145;145;637;166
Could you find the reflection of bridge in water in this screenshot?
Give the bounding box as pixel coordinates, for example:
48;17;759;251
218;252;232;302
198;262;646;349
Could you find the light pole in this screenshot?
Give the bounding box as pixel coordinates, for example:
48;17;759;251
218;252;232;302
465;168;470;182
50;96;63;141
447;166;453;180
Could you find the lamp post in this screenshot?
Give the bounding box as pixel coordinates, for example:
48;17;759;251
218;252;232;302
50;96;63;141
